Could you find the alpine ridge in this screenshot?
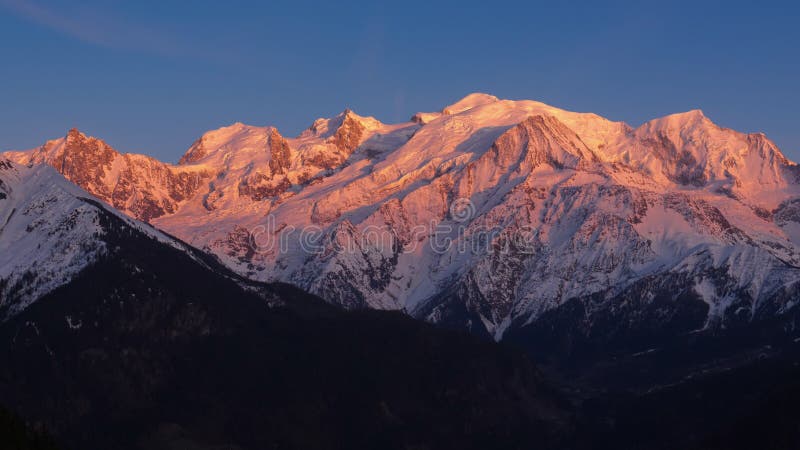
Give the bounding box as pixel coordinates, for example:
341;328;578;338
5;93;800;349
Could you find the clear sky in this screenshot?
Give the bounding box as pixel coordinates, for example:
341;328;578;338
1;0;798;162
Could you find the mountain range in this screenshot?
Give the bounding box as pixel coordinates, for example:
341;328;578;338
4;93;800;448
5;93;800;348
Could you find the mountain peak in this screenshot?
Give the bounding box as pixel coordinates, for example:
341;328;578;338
623;108;797;190
303;108;383;140
328;110;369;154
61;128;116;153
179;122;267;165
59;128;122;158
646;109;712;131
65;127;89;143
668;108;707;121
633;108;718;149
202;121;255;137
442;93;500;115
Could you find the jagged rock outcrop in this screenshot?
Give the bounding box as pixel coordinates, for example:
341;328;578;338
4;129;209;222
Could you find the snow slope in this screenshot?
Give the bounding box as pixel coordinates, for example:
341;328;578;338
0;160;109;316
0;159;235;319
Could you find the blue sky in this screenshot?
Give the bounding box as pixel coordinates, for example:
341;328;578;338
0;0;798;162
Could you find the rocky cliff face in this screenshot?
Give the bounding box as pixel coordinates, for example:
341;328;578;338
6;94;800;346
4;129;209;222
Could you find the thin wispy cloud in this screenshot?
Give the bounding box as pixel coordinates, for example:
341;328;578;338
0;0;184;56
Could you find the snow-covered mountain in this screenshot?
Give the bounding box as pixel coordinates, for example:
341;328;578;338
0;159;110;316
0;158;264;319
6;93;800;343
